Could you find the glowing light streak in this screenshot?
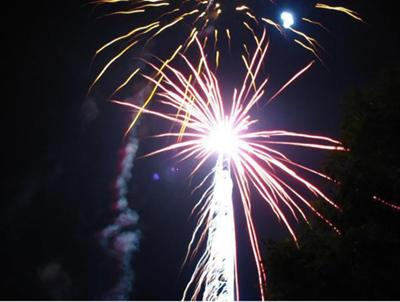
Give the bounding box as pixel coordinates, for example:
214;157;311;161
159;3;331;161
315;3;364;22
373;196;400;211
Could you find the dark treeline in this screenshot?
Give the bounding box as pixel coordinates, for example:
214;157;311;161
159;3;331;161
265;64;400;300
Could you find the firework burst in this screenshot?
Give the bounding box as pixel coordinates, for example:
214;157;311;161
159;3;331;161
113;31;346;300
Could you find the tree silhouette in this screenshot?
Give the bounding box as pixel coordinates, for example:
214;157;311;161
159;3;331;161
265;64;400;300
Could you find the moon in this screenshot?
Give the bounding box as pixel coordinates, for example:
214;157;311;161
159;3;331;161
281;11;294;28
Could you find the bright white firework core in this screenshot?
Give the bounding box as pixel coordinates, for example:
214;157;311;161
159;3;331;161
281;11;294;28
204;122;240;156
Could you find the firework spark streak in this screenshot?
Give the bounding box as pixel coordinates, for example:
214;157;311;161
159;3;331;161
113;31;345;300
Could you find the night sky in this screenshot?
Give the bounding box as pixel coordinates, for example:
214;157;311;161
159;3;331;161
1;1;399;300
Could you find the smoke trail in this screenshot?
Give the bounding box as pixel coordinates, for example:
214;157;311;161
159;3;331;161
99;79;153;299
100;130;141;300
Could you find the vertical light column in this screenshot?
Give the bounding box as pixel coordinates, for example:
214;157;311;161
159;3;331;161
203;156;236;301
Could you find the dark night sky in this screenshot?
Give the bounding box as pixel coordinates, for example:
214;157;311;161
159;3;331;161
1;1;399;300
